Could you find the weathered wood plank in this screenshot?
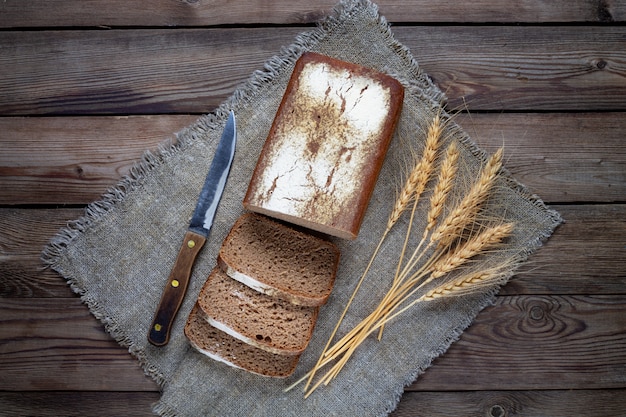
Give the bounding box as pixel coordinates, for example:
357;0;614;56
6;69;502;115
397;26;626;112
501;204;626;295
0;208;84;298
0;0;624;28
0;392;160;417
390;389;626;417
408;295;626;391
454;112;626;204
0;116;196;205
1;26;624;115
1;113;624;205
0;298;158;391
0;28;289;115
1;389;624;417
1;295;624;391
1;204;625;298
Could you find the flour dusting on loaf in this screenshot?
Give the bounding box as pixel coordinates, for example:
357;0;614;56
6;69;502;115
244;52;404;239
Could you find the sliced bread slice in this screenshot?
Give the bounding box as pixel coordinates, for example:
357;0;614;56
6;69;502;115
197;266;319;355
217;212;340;307
185;304;300;378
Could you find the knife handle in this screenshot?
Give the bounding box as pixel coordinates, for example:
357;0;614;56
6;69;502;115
148;230;206;347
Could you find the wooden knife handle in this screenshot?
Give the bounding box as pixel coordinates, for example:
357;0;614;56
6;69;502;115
148;230;206;347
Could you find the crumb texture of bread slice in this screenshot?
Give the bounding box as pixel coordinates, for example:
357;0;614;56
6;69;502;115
218;213;340;307
197;266;319;355
243;52;404;240
185;304;300;378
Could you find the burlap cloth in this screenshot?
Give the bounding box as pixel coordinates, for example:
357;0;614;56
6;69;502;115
43;1;562;416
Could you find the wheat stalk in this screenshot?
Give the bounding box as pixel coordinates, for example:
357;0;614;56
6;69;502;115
304;113;444;391
386;113;442;231
289;117;515;398
369;222;515;331
308;222;515;394
381;114;445;337
389;141;460;294
430;147;503;249
372;260;518;331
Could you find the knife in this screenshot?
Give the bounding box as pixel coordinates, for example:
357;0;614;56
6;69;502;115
148;110;237;347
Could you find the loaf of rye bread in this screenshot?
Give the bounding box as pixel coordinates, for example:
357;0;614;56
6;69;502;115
243;52;404;239
197;266;319;355
217;212;340;307
185;304;300;378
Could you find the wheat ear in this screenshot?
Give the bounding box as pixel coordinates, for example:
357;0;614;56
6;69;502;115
390;113;443;284
426;141;460;235
396;141;461;283
386;113;442;231
430;147;503;249
420;267;509;301
398;146;501;286
430;222;514;278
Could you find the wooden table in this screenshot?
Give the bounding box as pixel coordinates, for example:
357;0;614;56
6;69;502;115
1;2;625;416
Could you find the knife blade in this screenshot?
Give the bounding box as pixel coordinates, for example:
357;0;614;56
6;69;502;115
148;110;237;347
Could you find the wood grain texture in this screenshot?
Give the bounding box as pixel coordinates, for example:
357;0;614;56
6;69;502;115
1;26;624;115
0;208;79;298
1;204;624;298
409;295;626;391
0;0;624;27
1;113;624;205
0;298;157;391
1;295;624;391
0;116;196;204
1;389;624;417
454;113;626;204
390;389;626;417
0;28;293;115
396;26;626;111
502;204;626;295
0;392;160;417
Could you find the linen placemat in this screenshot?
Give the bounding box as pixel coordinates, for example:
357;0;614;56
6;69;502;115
43;1;562;416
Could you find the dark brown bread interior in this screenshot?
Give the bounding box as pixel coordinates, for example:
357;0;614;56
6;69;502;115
185;304;300;378
197;266;319;355
218;212;340;306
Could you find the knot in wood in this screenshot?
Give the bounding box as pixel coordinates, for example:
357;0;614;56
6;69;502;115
529;304;545;321
489;404;506;417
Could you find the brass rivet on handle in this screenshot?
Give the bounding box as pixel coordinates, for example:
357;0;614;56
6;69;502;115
187;239;195;248
171;280;180;288
154;324;162;332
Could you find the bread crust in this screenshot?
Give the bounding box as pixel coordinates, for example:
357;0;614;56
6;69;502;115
243;52;404;239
